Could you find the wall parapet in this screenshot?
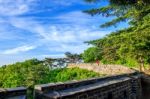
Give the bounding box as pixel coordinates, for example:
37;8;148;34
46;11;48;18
34;72;142;99
0;87;27;99
0;72;144;99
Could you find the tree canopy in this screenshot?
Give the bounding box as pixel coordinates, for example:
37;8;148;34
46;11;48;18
65;52;82;62
82;47;102;62
0;59;100;99
84;0;150;28
83;0;150;70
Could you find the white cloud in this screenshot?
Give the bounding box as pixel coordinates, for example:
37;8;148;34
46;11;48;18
5;11;110;54
0;0;36;16
2;45;36;55
8;13;109;42
51;0;85;6
48;44;93;54
40;54;65;58
0;54;38;66
0;1;111;65
0;0;85;17
55;11;96;25
0;53;65;66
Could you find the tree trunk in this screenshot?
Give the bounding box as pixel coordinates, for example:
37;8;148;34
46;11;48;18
141;56;145;71
139;56;143;72
140;64;142;72
139;56;145;72
142;61;145;71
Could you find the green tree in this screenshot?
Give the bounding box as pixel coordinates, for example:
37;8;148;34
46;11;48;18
84;0;150;70
82;47;102;62
65;52;82;62
0;59;101;98
84;0;150;28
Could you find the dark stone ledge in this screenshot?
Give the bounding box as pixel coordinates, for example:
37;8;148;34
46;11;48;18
0;87;27;99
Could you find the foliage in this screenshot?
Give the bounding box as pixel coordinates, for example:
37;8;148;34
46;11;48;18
82;47;102;62
46;67;101;82
84;0;150;28
0;59;100;98
86;24;150;67
65;52;82;62
83;0;150;69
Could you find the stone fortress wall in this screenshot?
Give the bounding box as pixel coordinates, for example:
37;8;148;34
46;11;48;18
34;72;142;99
0;66;150;99
67;63;134;75
0;87;26;99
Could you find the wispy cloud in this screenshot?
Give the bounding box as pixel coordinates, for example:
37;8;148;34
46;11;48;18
50;0;85;6
40;54;65;58
8;11;110;42
2;45;36;55
0;0;36;16
8;16;110;53
55;11;100;25
0;0;113;65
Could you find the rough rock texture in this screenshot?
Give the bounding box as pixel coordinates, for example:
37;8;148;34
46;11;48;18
34;72;142;99
141;74;150;99
0;87;27;99
68;63;134;75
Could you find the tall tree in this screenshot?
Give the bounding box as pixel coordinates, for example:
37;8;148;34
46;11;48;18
84;0;150;70
82;47;102;63
65;52;81;62
84;0;150;28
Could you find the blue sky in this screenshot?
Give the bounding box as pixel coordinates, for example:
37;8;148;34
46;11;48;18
0;0;128;65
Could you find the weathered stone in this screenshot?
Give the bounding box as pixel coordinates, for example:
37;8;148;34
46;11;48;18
34;72;142;99
0;87;27;99
68;63;134;75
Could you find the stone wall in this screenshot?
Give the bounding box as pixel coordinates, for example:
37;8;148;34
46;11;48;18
1;72;149;99
141;74;150;99
67;63;134;75
34;72;142;99
0;87;27;99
